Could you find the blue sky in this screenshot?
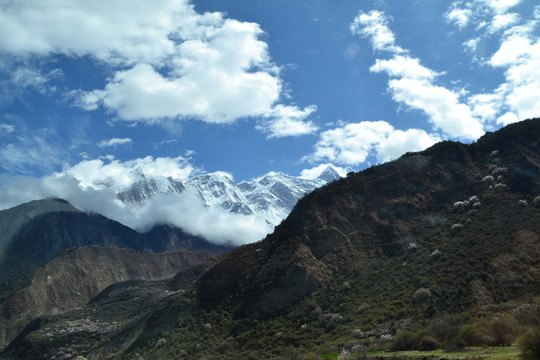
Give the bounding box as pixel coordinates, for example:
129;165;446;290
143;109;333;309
1;0;539;192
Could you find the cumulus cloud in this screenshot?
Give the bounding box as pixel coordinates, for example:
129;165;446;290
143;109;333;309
305;121;439;166
483;0;522;14
385;77;485;139
97;138;132;148
256;105;318;138
0;0;180;63
0;0;316;136
496;111;520;125
376;128;441;163
446;0;522;32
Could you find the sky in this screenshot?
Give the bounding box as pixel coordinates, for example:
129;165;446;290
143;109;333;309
0;0;539;243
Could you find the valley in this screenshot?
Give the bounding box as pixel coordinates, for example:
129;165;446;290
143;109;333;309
0;119;539;359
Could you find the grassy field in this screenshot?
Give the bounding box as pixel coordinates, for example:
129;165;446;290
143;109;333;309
323;346;520;359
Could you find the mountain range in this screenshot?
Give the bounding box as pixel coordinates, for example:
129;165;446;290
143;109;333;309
1;119;540;359
116;165;342;226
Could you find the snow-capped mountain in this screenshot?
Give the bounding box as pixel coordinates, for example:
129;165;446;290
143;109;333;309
116;174;185;203
117;166;341;226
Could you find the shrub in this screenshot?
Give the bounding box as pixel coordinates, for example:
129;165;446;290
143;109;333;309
392;330;418;351
519;326;540;359
518;304;540;359
419;335;439;350
459;324;481;347
413;288;432;304
459;315;519;347
489;316;519;346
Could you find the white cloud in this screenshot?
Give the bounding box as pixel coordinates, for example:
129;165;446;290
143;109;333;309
446;0;522;34
153;139;178;149
97;138;132;148
489;13;520;33
306;121;439;166
370;55;439;80
350;10;405;53
366;52;485;140
496;111;520;125
0;0;181;64
299;163;348;180
376;128;440;163
256;105;318;138
387;77;485;139
0;0;316;136
445;8;473;29
10;67;62;94
351;10;487;140
63;156;195;190
488;26;540;119
482;0;521;14
444;0;539;126
468;91;505;121
309;121;393;165
463;38;480;52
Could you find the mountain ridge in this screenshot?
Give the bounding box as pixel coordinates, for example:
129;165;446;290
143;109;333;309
117;166;342;226
0;198;231;284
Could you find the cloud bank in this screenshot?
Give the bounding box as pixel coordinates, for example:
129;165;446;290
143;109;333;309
0;156;273;245
305;121;439;166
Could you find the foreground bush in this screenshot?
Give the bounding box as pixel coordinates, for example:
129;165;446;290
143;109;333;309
519;305;540;359
519;326;540;359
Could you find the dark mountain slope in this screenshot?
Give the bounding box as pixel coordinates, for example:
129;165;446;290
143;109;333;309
195;121;539;319
0;200;231;283
0;246;219;351
0;211;138;282
0;198;79;253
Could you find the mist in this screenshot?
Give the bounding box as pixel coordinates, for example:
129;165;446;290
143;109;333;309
0;174;272;245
